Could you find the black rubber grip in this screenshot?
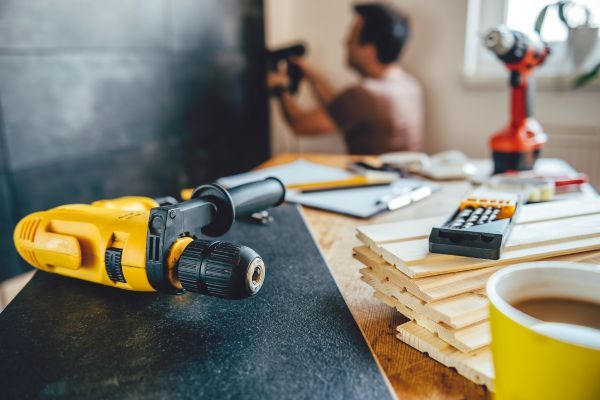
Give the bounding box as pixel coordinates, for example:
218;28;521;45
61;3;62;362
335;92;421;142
228;177;285;218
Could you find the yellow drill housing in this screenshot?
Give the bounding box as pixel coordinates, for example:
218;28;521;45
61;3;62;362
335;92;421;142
14;198;159;292
13;178;286;299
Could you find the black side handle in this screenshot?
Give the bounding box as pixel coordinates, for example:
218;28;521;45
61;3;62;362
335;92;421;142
227;177;286;218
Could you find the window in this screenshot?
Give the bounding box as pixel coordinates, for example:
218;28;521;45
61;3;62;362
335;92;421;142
507;0;600;41
464;0;600;86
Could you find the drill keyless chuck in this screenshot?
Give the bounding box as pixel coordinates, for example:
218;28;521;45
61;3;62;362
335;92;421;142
484;26;515;56
177;240;265;299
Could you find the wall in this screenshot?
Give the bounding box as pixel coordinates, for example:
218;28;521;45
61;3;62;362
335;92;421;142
0;0;268;280
265;0;600;157
265;0;353;154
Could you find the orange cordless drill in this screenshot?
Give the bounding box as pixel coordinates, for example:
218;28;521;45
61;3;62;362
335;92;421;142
13;178;285;300
484;26;550;173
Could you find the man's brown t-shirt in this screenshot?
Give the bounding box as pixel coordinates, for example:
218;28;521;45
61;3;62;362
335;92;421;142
326;67;423;154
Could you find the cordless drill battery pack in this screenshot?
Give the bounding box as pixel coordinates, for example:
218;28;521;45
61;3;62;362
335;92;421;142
429;194;520;260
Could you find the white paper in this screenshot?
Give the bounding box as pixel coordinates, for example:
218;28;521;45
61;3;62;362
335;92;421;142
286;179;438;218
218;159;353;187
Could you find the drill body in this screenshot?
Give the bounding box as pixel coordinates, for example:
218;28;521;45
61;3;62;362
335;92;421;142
13;179;285;299
15;201;155;292
484;26;550;173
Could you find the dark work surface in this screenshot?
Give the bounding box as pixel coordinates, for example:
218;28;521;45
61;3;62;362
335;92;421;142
0;204;392;400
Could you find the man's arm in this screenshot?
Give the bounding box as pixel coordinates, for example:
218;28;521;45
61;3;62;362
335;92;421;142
293;59;336;106
275;91;336;136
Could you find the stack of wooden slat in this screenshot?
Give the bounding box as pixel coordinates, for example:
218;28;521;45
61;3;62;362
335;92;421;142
353;198;600;390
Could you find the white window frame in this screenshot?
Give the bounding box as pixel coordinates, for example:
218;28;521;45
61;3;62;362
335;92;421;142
463;0;600;89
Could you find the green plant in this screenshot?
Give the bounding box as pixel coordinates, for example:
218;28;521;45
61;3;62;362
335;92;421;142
534;1;591;34
573;61;600;87
534;1;598;88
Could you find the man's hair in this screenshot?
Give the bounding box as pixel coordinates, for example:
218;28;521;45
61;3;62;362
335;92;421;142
353;3;410;64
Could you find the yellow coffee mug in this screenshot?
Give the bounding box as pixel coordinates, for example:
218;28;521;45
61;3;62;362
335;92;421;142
487;262;600;400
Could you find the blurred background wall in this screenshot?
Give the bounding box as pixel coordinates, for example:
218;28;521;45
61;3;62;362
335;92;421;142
0;0;269;280
265;0;600;157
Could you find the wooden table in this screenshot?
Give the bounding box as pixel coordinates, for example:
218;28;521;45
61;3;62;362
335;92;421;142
3;153;594;398
260;153;491;399
260;153;598;400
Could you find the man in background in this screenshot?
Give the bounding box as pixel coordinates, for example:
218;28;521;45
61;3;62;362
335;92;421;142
268;3;424;155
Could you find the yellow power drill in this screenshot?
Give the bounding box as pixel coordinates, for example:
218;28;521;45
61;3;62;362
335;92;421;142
13;178;285;299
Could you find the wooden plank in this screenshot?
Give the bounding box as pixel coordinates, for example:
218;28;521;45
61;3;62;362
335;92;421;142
397;322;494;390
549;249;600;263
380;213;600;267
356;215;445;248
381;235;600;278
517;198;600;224
356;240;600;300
506;213;600;249
356;198;600;249
354;246;500;302
371;284;491;353
360;265;489;329
356;197;600;255
373;290;486;352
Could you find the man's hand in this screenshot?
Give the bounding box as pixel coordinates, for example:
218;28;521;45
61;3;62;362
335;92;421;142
269;57;338;136
267;70;289;93
288;57;335;106
289;57;313;78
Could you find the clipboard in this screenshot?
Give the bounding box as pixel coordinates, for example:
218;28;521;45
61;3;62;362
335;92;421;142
286;179;440;218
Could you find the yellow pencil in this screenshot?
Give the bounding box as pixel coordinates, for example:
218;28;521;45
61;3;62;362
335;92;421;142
180;175;394;200
287;175;394;191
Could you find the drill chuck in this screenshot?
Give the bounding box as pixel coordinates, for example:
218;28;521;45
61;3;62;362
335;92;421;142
484;26;547;65
177;240;265;299
484;26;515;56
